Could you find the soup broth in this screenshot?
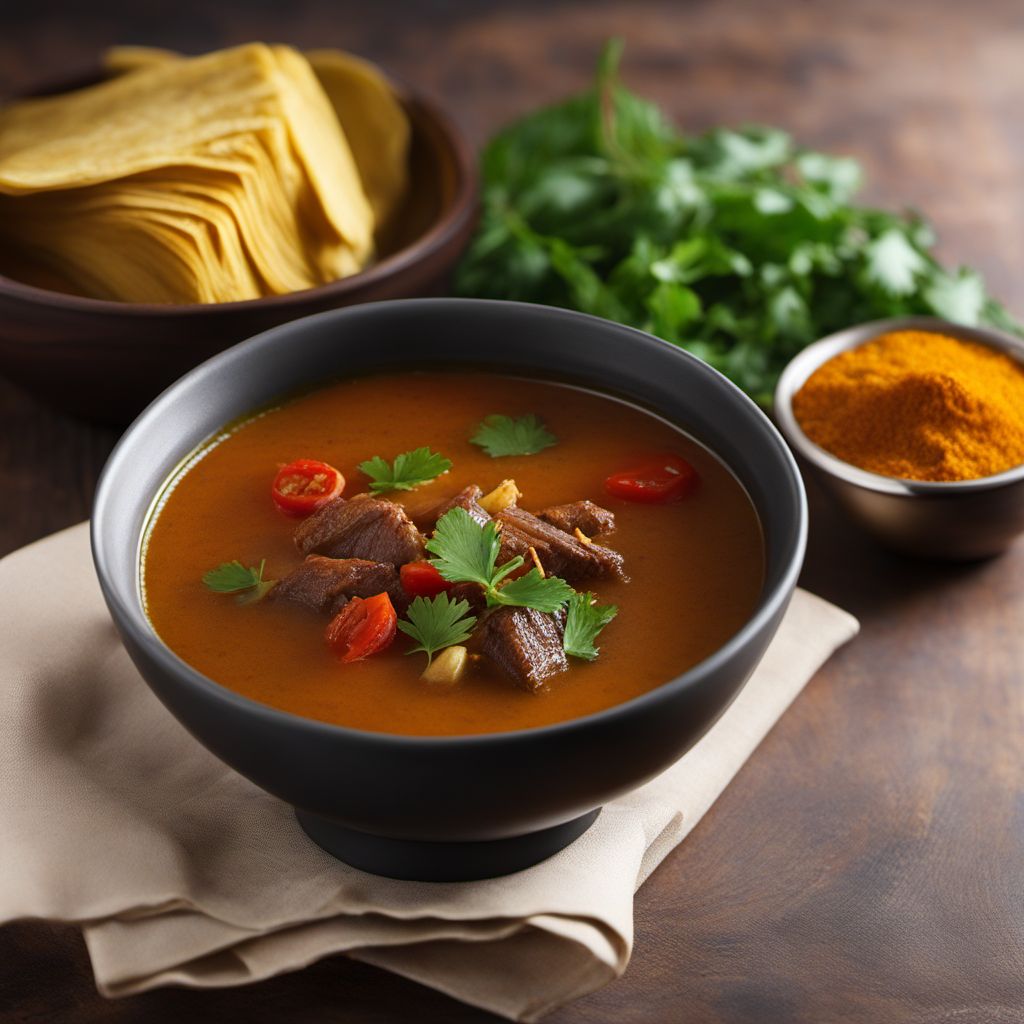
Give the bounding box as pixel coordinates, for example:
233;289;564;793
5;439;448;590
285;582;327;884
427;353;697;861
143;371;764;736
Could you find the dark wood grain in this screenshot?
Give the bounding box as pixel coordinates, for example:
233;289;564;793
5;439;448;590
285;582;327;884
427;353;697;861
2;1;1023;1021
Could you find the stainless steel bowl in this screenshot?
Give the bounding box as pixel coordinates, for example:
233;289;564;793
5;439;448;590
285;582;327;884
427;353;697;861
774;315;1024;560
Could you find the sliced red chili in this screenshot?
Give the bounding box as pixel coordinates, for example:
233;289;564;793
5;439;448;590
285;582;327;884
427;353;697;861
604;453;700;504
325;593;397;663
400;560;452;599
272;459;344;516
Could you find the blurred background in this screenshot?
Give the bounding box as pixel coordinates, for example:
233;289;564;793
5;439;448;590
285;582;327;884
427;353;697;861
4;0;1021;296
4;0;1023;548
6;0;1021;548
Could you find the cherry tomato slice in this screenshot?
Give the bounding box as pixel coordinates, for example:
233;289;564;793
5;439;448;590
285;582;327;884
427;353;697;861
325;593;397;663
400;560;452;599
272;459;344;516
604;453;700;504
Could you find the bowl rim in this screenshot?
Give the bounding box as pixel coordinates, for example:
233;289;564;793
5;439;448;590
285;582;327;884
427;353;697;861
774;314;1024;495
0;81;477;318
91;297;808;748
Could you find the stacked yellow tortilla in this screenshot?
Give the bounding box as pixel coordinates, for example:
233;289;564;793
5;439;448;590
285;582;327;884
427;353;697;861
0;43;410;304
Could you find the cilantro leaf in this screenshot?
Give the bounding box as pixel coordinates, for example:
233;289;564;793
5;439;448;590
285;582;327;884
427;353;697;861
796;151;861;201
359;447;452;493
426;507;572;613
863;228;927;296
455;40;1023;402
470;414;558;458
202;559;276;604
426;506;504;587
493;569;574;612
398;594;477;665
925;268;986;325
563;592;618;660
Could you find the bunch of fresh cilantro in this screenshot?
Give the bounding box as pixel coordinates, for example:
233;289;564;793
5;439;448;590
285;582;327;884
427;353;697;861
455;41;1021;403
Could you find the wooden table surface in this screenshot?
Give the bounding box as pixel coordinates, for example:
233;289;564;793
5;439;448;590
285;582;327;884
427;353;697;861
2;1;1022;1021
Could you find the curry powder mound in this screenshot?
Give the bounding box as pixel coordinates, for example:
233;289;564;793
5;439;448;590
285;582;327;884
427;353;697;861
792;330;1024;482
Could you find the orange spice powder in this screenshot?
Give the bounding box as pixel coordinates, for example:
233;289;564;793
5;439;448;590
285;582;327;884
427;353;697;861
792;329;1024;482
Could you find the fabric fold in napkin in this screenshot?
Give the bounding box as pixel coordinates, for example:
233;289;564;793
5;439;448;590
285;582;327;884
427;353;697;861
0;524;858;1021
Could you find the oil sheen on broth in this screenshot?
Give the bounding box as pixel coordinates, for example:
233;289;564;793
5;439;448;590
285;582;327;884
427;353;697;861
142;372;765;736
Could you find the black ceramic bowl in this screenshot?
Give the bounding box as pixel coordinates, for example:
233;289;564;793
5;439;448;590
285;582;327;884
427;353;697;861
91;299;807;881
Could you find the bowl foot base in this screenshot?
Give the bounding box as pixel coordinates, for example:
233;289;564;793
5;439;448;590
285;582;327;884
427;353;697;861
295;807;601;881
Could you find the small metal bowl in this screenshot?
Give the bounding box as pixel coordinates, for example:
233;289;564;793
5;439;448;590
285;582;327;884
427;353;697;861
774;315;1024;560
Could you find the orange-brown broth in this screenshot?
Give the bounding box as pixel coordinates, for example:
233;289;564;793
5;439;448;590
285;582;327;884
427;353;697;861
143;372;764;736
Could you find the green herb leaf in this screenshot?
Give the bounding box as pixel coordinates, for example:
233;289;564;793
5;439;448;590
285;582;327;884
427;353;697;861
563;591;618;660
426;506;503;588
796;151;861;201
455;41;1023;402
359;447;452;493
202;559;276;604
470;414;558;458
863;228;927;296
398;594;478;665
493;569;574;612
925;268;986;325
426;507;572;613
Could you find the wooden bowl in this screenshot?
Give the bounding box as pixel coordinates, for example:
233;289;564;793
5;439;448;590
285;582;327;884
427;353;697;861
0;73;478;423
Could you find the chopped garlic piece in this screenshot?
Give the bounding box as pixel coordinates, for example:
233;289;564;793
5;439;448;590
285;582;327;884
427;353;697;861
421;645;468;686
479;478;521;515
574;527;593;545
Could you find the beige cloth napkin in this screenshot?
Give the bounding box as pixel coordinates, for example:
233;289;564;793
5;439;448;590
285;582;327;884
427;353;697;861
0;523;857;1021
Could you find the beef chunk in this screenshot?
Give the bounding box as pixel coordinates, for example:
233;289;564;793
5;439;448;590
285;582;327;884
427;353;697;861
475;606;568;692
538;500;616;537
446;581;487;614
295;496;425;566
272;556;401;617
429;484;491;528
496;506;625;582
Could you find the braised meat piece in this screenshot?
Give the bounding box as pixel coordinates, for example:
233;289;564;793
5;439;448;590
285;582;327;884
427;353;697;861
538;500;615;537
475;606;568;692
446;581;487;614
295;496;425;566
429;484;491;528
495;506;625;582
272;556;402;617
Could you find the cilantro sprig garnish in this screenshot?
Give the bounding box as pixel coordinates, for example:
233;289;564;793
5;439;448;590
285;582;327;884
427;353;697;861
426;507;573;611
496;568;574;612
202;559;276;604
426;506;506;587
359;447;452;493
398;594;478;665
563;591;618;661
470;414;558;458
454;41;1023;404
